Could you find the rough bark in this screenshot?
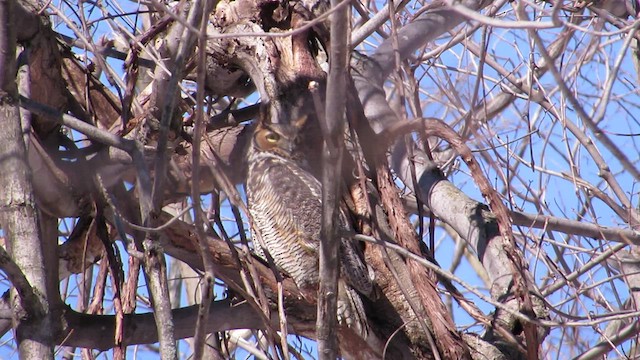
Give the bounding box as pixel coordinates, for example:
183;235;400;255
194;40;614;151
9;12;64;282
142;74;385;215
350;14;550;355
0;0;54;357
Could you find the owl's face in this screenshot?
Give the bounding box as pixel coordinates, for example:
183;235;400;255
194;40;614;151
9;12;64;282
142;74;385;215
252;119;306;159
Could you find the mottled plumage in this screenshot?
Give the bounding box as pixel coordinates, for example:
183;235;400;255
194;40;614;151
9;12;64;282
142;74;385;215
246;118;373;334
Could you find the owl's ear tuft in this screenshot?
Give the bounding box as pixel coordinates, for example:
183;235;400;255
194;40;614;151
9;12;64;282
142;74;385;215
258;102;273;126
292;115;308;130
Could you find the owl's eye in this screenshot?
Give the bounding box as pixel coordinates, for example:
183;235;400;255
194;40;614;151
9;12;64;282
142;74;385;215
264;131;280;143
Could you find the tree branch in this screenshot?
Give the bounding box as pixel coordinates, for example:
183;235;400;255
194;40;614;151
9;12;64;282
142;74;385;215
60;301;266;351
317;0;350;357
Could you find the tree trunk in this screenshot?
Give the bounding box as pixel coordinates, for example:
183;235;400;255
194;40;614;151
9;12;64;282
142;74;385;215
0;0;54;358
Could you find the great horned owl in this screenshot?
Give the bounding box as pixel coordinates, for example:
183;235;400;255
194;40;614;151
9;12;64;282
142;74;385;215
246;116;373;335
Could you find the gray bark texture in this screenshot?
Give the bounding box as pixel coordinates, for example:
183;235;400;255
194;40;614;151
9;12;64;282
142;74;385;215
0;0;54;358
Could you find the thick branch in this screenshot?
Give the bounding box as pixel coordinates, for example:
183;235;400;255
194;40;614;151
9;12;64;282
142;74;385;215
60;301;264;351
350;5;550;353
372;0;486;79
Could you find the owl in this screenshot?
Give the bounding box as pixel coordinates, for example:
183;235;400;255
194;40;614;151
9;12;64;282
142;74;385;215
246;116;373;335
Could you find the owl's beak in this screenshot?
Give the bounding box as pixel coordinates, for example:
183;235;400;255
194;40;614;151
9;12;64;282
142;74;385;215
284;140;295;154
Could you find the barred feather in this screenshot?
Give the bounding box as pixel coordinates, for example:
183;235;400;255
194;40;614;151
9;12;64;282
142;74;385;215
246;121;374;335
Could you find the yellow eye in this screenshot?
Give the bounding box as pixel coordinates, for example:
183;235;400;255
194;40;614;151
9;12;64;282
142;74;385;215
264;131;280;143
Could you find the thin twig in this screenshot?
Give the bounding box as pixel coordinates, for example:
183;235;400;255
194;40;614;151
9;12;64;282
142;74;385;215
191;0;219;358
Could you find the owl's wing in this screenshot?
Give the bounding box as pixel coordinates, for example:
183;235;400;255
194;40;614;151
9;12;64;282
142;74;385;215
266;162;373;296
248;156;373;296
339;211;374;297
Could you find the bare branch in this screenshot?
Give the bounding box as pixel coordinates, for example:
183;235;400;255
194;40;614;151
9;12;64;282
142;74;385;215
316;0;350;357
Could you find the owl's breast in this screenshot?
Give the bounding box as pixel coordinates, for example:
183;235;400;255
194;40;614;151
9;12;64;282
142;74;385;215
247;156;322;288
